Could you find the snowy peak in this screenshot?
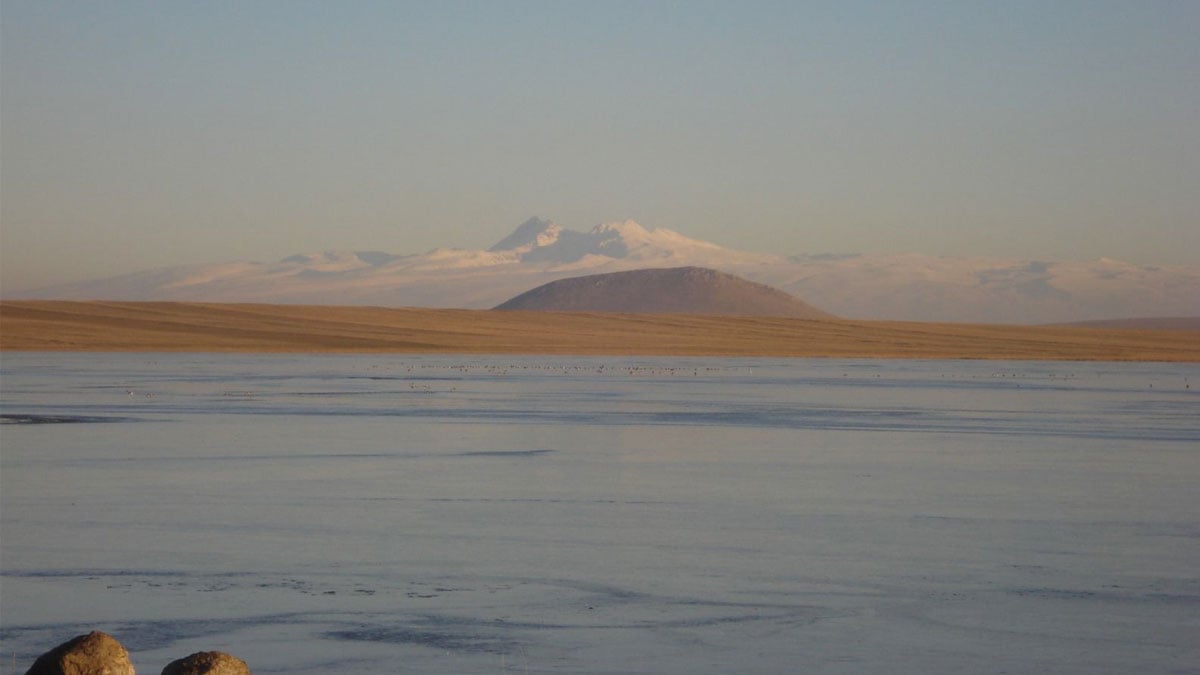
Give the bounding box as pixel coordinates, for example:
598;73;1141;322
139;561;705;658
486;218;733;264
488;217;562;252
586;220;711;250
586;220;653;258
589;219;650;239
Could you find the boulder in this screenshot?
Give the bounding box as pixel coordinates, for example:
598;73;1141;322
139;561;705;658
25;631;135;675
160;652;249;675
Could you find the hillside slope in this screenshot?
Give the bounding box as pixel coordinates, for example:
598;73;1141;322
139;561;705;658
494;267;834;318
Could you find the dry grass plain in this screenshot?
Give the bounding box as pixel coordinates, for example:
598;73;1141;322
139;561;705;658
1;300;1198;361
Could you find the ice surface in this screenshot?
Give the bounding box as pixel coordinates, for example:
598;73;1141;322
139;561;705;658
1;355;1197;673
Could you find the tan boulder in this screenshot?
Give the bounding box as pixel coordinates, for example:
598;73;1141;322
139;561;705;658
25;631;135;675
160;652;249;675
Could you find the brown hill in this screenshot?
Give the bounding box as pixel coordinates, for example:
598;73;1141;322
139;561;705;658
493;267;835;318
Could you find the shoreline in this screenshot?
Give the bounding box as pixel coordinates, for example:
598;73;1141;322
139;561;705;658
2;300;1198;361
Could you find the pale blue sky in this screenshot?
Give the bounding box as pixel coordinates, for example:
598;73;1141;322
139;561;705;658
2;1;1198;290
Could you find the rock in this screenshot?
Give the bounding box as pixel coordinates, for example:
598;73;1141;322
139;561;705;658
25;631;135;675
160;652;250;675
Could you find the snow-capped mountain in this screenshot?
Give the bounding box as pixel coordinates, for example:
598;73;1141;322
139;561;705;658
11;218;1200;324
487;217;751;267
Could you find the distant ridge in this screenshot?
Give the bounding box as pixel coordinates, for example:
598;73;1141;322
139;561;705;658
1056;317;1200;331
493;267;835;318
11;216;1199;324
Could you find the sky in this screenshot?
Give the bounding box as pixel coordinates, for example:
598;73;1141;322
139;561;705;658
2;1;1198;292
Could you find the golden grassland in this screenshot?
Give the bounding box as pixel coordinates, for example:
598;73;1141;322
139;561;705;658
1;300;1197;361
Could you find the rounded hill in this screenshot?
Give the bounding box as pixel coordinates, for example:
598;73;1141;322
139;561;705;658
493;267;835;318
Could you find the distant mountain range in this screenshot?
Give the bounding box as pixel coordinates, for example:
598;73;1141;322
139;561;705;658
1056;317;1200;331
495;267;834;319
13;217;1200;324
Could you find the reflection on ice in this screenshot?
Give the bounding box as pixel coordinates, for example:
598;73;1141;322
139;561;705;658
0;414;137;425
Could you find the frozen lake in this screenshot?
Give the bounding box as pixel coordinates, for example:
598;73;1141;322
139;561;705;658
1;353;1197;673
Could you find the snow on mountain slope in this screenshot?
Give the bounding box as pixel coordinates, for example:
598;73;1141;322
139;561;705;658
485;217;755;266
488;217;564;253
728;254;1200;323
11;218;1200;324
